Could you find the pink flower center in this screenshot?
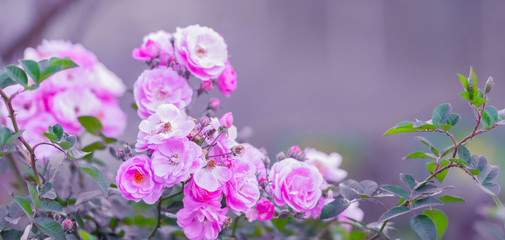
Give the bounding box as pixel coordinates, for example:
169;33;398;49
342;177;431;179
133;171;145;184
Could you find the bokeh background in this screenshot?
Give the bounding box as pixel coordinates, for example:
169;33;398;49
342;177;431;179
1;0;505;239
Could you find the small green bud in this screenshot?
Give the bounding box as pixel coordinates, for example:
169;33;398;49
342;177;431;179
485;76;494;95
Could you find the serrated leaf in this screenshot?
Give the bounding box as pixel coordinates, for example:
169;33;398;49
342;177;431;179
320;197;350;220
460;91;472;101
432;104;452;127
404;152;435;160
78;116;103;136
38;200;63;213
34;217;65;240
423;209;447;240
411;197;443;210
484;166;500;182
378;206;410;222
5;65;28;86
26;181;40;209
81;166;108;194
382;185;409;199
473;98;486;107
410;215;437;240
438;195;465;203
400;173;416;190
13;196;32;220
20;60;40;83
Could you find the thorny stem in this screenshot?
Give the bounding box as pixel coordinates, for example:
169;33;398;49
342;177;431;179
207;152;233;158
0;88;41;186
206;130;225;151
148;185;185;239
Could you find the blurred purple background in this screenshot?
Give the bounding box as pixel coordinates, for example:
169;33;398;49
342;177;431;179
1;1;505;238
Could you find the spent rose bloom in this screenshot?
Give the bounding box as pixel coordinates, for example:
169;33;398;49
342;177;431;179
134;68;193;119
305;148;347;183
151;138;205;187
115;155;163;204
136;104;195;151
174;25;228;80
216;61;237;97
176;204;228;240
132;30;174;65
269;158;324;212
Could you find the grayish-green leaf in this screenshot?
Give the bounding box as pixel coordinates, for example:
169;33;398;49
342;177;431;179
13;196;32;220
438;195;465;203
39;200;63;213
432;104;452;127
67;149;90;159
5;65;28;86
20;60;40;83
423;209;447;240
411;197;443;210
378;206;410;222
0;127;11;147
81;166;108;194
400;173;416;190
34;217;65;240
78;116;103;136
5;130;23;146
320;197;350;220
381;185;409;199
410;215;437;240
26;181;40;209
403;152;435;160
458;145;472;165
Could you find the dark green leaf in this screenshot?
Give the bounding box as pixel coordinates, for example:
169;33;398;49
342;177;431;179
447;113;460;126
51;124;64;141
271;218;288;232
432;104;452;127
20;60;40;83
13;196;32;220
411;197;443;210
81;166;108;194
381;185;409;199
423;209;447;240
78;116;103;136
38;182;56;199
34;217;66;240
403;152;435;160
67;149;90;159
378;206;410;222
82;141;106;152
458;145;472;165
43;132;58;142
438;195;465;203
38;199;63;213
5;65;28;86
26;181;40;209
400;173;416;190
482;111;492;129
410;215;437;240
320;197;350;220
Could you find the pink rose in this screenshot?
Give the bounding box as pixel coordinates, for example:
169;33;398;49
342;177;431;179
305;148;347;183
219;112;233;128
22;113;59;160
208;98;220;111
241;143;268;180
136;104;195;151
224;158;260;213
132;30;174;66
269;158;324;212
151;138;205;187
174;25;228;80
176;204;228;240
115;155;163;204
95;98;126;137
183;178;223;205
256;198;275;221
216;61;237;97
193;159;232;192
201;80;213;91
133;68;193;119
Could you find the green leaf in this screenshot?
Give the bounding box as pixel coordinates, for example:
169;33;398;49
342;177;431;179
13;196;33;220
400;173;417;190
479;182;501;196
432;104;452;127
43;132;58;142
423;209;447;240
473;98;487;107
403;152;435;160
458;145;472;165
320;197;350;220
38;199;63;213
470;67;478;98
482;111;492;129
411;197;443;210
381;185;409;199
447;113;460;126
78;116;103;136
410;215;437;240
438;124;452;131
485;107;499;123
0;127;12;147
50;57;79;69
5;65;28;86
460;91;472;101
271;218;288;232
415;136;439;157
378;206;410;222
384;122;437;136
5;130;23;146
57;141;71;150
51;124;64;141
426;160;450;183
20;60;40;83
26;181;40;209
450;158;467;167
82;141;106;152
469;169;480;175
349;231;366;240
67;149;91;159
458;73;470;93
81;166;108;194
34;217;66;240
39;58;78;82
438;195;465;203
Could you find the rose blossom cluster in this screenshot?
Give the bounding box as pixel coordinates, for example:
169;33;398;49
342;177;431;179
1;40;126;158
116;25;360;240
